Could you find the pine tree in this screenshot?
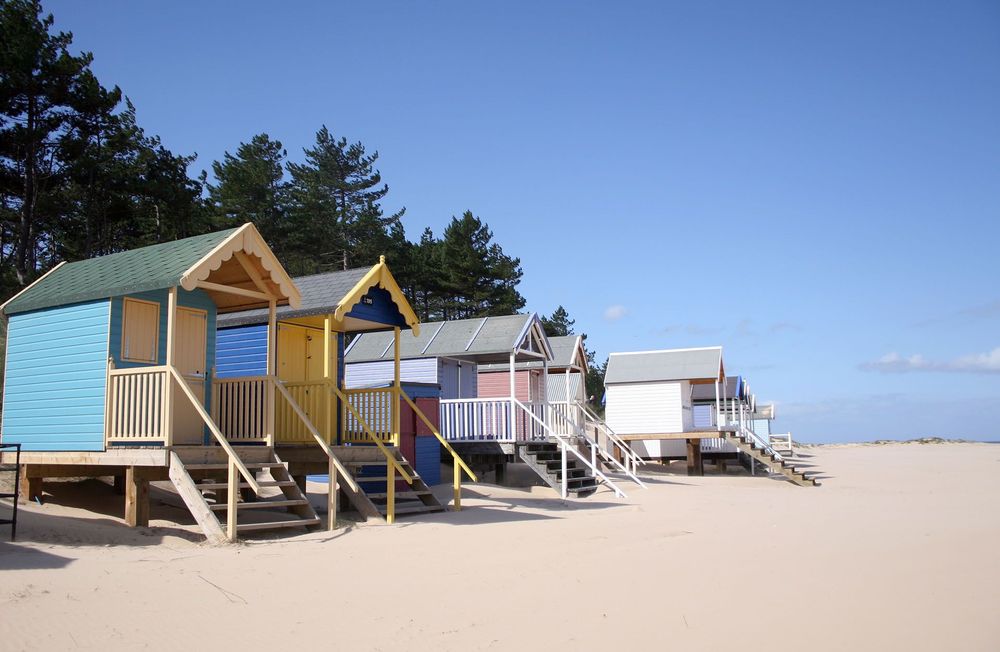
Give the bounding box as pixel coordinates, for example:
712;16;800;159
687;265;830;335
541;305;575;337
286;126;404;273
207;133;288;253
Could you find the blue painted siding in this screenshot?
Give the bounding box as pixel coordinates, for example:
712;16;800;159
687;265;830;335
1;300;110;451
752;419;771;437
216;325;268;377
109;288;216;372
345;286;408;328
415;436;441;485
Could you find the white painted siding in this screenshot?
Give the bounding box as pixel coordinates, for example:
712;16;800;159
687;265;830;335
680;380;694;431
605;380;685;435
629;439;686;458
345;357;438;388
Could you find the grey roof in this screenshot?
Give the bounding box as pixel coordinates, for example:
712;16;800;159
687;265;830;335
477;335;584;372
604;347;723;384
217;268;369;328
691;376;743;401
3;228;240;315
346;314;544;363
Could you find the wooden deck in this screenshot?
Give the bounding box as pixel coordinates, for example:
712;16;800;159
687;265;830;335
615;427;737;441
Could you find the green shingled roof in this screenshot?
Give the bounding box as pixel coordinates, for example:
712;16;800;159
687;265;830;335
3;228;240;315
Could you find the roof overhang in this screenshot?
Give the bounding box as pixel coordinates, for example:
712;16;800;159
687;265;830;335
333;256;420;337
181;223;301;312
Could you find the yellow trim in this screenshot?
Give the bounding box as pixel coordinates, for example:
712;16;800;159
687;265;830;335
333;256;421;337
120;297;161;364
179;223;302;309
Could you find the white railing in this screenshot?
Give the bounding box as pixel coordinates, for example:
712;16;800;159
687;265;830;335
576;401;644;477
439;398;515;441
513;398;625;499
212;376;269;442
106;366;169;442
769;432;794;455
550;401;645;488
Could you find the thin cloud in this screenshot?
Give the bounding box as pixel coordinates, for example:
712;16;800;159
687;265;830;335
914;299;1000;327
603;304;627;321
769;322;801;333
860;348;1000;374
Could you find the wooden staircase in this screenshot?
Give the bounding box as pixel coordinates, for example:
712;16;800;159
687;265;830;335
169;447;321;543
719;431;819;487
517;442;599;498
342;446;445;520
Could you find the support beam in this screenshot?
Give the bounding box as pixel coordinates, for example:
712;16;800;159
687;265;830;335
165;287;177;446
19;466;41;502
266;300;277;446
328;457;338;531
125;466;150;527
233;250;277;298
393;326;401;448
193;280;271;302
323;315;332;443
686;439;704;477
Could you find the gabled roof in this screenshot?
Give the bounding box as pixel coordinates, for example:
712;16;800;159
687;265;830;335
216;257;420;335
691;375;743;401
477;334;587;373
604;346;724;384
345;313;551;364
2;224;300;315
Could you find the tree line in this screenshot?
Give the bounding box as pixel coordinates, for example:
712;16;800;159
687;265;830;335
0;0;605;403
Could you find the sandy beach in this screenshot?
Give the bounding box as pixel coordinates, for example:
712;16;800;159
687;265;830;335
1;442;997;651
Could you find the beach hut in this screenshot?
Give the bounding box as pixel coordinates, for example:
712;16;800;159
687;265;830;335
604;347;816;485
215;260;476;523
346;316;629;497
0;224;336;542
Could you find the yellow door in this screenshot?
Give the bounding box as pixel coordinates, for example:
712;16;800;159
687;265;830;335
278;324;307;382
305;330;325;381
173;307;208;445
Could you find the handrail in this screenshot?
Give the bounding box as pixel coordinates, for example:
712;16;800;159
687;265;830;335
109;365;170;375
401;391;477;510
550;403;646;489
512;398;625;499
166;366;262;494
271;378;359;493
331;385;412;483
576;400;644;469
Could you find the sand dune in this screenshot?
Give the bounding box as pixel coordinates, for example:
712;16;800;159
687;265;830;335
1;443;997;651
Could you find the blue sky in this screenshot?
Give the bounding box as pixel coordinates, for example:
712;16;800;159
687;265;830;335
46;1;1000;442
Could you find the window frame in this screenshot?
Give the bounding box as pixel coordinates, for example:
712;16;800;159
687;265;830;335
121;297;161;364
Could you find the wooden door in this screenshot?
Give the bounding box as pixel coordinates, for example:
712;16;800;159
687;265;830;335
278;324;307;382
173;307;208;445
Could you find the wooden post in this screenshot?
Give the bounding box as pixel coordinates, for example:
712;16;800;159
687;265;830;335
125;466;149;527
393;326;401;448
328;456;337;530
18;465;41;502
164;287;177;447
509;351;517;440
266;300;277;447
453;458;461;510
686;439;704;477
227;457;238;542
323;314;332;443
386;463;395;525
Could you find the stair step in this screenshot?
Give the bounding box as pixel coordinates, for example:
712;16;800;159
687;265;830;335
236;517;321;532
380;503;444;515
185;462;285;471
197;480;297;490
209;499;309;511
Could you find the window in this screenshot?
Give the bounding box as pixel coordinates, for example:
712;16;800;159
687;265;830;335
121;298;160;363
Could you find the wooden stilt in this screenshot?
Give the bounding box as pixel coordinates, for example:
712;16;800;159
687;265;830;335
227;457;238;542
327;457;338;530
718;458;728;474
494;462;506;484
19;466;41;502
686;439;704;477
125;466;150;527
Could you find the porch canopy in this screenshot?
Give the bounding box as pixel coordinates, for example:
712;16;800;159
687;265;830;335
1;223;300;316
477;334;586;374
344;313;552;366
216;256;419;335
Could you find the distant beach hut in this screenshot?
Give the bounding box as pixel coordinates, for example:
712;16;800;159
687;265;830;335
347;318;641;497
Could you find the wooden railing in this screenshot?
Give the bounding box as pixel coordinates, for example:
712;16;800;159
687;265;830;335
276;380;331;443
106;366;169;443
212;376;269;443
341;388;394;443
402;391;477;510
